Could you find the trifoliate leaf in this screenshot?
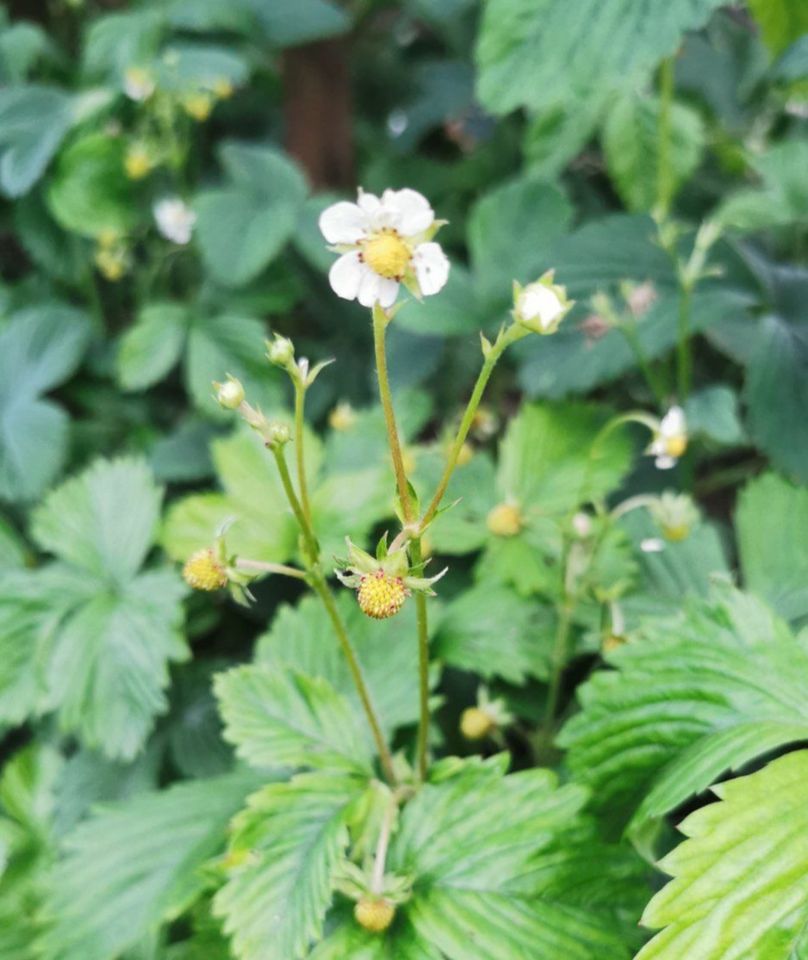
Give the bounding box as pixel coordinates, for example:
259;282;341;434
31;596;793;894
214;772;365;960
559;586;808;840
4;458;189;759
194;142;307;287
637;751;808;959
476;0;725;115
39;773;256;960
0;301;91;502
434;583;554;683
215;664;374;776
255;592;434;737
736;471;808;624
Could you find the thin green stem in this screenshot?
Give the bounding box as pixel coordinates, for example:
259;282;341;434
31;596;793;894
410;538;430;781
271;445;319;565
617;322;666;404
543;598;574;736
370;789;399;894
676;281;693;400
293;381;313;526
234;558;308;579
656;57;675;218
420;329;520;532
311;576;397;785
372;308;413;522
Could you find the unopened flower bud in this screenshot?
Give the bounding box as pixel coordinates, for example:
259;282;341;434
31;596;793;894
124;143;153;180
455;442;474;467
267;335;295;368
214;376;245;410
354;896;395;933
266;422;291;448
329;401;356;432
513;270;573;335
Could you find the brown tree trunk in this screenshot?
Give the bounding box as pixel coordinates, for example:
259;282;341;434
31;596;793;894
282;38;356;191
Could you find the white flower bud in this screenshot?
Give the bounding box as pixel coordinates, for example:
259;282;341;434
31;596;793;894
214;376;245;410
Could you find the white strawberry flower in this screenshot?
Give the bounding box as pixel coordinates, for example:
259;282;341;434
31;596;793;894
319;187;450;308
123;66;155;102
153;198;196;245
648;406;688;469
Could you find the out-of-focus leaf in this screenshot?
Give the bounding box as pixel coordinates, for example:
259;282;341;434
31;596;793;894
48;133;137;238
0;302;91;502
117;303;189;391
396;264;486;335
0;21;48;83
194;142;308;287
684;384;744;445
747;0;808;55
476;0;726;115
40;773;256;960
245;0;350;47
0;86;74;196
637;751;808;959
82;9;164;77
736;472;808;624
602;94;705;212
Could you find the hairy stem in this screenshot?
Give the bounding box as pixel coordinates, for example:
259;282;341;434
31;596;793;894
310;576;398;786
234;558;308;579
293;380;313;526
676;281;693;401
271;445;320;565
409;538;431;781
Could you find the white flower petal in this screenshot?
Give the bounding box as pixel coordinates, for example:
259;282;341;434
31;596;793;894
660;405;686;438
329;252;363;300
518;285;564;330
376;277;400;308
319;201;368;244
641;537;666;553
655;455;676;470
357;189;381;215
357;266;383;307
153;198;195;245
382;188;434;236
412;242;450;296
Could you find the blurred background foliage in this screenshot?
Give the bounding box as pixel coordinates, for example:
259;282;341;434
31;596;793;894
0;0;807;958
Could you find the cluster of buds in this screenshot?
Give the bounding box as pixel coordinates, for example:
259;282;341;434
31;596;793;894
267;333;334;391
213;375;291;450
335;537;445;620
460;686;513;741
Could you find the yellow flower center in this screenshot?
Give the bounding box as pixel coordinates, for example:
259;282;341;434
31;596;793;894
357;571;407;620
354;896;395;933
662;522;690;542
460;706;495;741
183;91;213;122
183;548;228;591
486;503;523;538
664;435;688;459
362;230;411;279
125;148;152;180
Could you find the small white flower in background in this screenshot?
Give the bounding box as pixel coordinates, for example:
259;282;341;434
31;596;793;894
319;187;450;308
640;537;666;554
648;406;688;469
123;66;155;102
512;270;573;335
154;198;196;245
649;492;699;542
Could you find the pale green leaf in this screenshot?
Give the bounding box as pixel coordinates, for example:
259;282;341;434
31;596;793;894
559;586;808;837
684;384;744;445
602;94;705;212
476;0;725;115
214;773;363;960
716;140;808;232
246;0;351;47
747;0;808;55
255;592;432;737
736;472;808;624
637;751;808;960
0;86;73;196
118;303;189;391
214;664;373;776
194;142;307;286
40;773;256;960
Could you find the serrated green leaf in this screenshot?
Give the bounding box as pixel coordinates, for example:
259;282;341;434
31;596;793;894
0;86;74;196
434;583;554;682
0;302;91;502
194;142;307;287
215;664;373;775
47;132;137;238
255;592;432;737
476;0;725;115
40;773;256;960
736;472;808;624
559;586;808;838
602;94;704;212
214;772;364;960
637;751;808;959
497;402;633;514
